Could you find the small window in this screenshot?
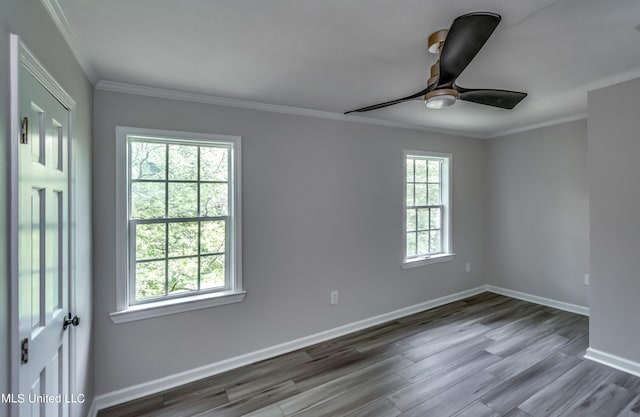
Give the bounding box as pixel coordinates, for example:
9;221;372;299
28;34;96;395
404;151;453;267
113;127;244;322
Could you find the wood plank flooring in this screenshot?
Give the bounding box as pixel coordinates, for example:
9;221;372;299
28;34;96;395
98;293;640;417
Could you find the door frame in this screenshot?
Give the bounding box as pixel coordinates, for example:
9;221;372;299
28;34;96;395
9;34;77;417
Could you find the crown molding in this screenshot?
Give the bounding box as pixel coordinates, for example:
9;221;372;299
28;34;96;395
41;0;98;84
583;67;640;95
491;113;588;138
96;79;630;139
491;67;640;138
95;80;490;138
492;67;640;138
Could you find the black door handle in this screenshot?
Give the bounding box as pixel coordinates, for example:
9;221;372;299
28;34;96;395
63;312;80;330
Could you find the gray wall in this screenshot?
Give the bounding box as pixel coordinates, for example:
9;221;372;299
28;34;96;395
487;120;589;307
92;89;488;395
0;2;94;416
588;77;640;363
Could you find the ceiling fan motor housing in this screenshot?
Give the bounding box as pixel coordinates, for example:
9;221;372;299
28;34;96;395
428;29;448;53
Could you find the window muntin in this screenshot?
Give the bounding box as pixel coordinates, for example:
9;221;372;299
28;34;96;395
405;152;451;261
126;135;236;305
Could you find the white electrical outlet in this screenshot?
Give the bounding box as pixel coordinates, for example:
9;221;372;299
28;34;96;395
330;290;339;305
584;274;590;286
465;262;471;273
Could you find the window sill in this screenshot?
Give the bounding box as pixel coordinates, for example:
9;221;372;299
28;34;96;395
109;290;247;324
402;253;455;269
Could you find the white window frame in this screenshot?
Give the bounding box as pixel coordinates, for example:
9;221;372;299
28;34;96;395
402;150;454;269
111;126;245;323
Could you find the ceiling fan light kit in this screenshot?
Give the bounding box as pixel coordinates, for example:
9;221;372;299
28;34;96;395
425;89;458;109
345;12;527;114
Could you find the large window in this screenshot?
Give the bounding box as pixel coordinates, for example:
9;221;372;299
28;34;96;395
404;151;453;267
113;127;244;323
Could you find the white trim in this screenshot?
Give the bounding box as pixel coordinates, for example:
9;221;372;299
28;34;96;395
92;284;595;411
9;34;77;417
114;126;244;319
92;285;488;411
9;33;20;417
96;80;488;139
109;291;247;324
585;348;640;378
16;38;75;109
491;113;587;138
67;64;79;417
485;285;589;316
402;253;455;269
85;399;98;417
403;150;453;264
40;0;98;84
94;80;602;140
491;68;640;138
582;67;640;96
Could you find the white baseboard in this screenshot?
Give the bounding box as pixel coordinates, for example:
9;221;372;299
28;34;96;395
84;399;98;417
585;348;640;378
92;285;487;412
90;284;593;413
485;285;589;316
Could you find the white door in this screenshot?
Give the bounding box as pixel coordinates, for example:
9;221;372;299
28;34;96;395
17;46;72;417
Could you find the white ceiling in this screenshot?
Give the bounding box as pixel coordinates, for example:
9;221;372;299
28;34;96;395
56;0;640;137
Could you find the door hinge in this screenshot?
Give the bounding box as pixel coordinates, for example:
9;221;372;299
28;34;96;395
21;338;29;364
20;117;28;144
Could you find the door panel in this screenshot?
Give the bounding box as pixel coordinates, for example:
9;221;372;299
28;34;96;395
18;62;70;417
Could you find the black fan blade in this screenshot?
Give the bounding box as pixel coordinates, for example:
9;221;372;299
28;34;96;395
344;86;432;114
438;12;501;87
455;86;527;109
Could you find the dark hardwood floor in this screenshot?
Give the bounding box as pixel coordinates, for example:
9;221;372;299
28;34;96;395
98;292;640;417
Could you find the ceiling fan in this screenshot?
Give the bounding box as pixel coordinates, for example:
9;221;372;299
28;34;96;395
345;12;527;114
